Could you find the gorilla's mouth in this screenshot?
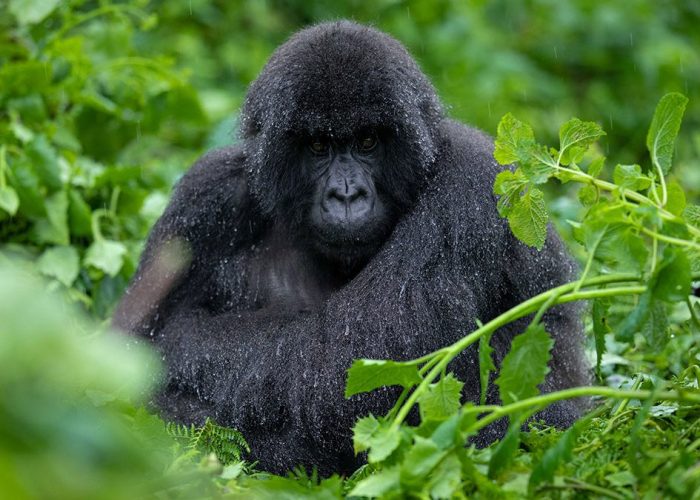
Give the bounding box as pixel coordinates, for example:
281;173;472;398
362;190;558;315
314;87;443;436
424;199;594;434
308;211;391;267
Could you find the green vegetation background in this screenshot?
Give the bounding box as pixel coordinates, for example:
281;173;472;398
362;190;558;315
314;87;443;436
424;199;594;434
1;0;699;498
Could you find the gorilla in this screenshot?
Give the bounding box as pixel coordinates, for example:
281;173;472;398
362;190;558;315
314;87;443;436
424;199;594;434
114;21;589;475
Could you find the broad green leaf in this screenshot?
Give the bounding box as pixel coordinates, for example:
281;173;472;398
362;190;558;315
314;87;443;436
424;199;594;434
37;246;80;286
652;247;690;303
613;164;651;191
68;190;93;237
427;453;462;499
656;181;686;216
84;239;127;277
488;419;522;479
0;186;20;215
528;422;582;491
353;415;380;454
418;373;464;421
558;118;606;166
521;144;556;184
494;113;535;165
10;160;46;218
345;359;421;398
578;184;597;206
496;323;553;406
493;169;528;217
507;187;548;250
26;135;62;189
400;436;446;486
646;92;688;175
33;190;69;245
9;0;61;25
431;412;462;450
349;466;400;497
641;300;668;350
352;415;401;463
479;332;495;405
587;156;606;178
616;291;652;342
683;204;700;227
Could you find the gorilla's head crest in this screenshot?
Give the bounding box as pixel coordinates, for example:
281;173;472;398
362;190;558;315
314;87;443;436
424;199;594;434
241;21;445;218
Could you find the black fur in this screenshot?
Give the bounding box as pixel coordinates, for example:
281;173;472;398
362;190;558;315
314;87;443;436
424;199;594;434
114;21;589;475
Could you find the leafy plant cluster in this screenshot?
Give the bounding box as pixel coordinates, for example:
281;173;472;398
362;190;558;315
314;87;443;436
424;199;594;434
2;1;700;498
0;0;207;316
324;93;700;498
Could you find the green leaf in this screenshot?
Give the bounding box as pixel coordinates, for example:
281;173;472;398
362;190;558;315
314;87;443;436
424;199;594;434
26;135;62;190
613;164;651;191
488;419;522;479
652;247;690;303
578;184;597;206
345;359;421;398
37;246;80;287
427;453;462;499
646;92;688;175
0;186;20;215
353;415;380;454
641;300;668;350
10;160;46;219
684;205;700;227
657;181;686;216
84;239;127;277
616;291;652;342
349;466;400;497
528;422;582;491
494;113;535;165
479;332;495;406
507;187;548;250
418;373;464;421
587;156;606;178
68;190;93;237
521;144;556;184
493;169;528;217
400;436;446;487
33;190;69;245
496;323;553;406
558;118;606;166
9;0;61;25
352;415;401;463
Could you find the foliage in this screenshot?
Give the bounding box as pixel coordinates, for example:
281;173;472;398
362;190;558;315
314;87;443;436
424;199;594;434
338;93;700;498
2;1;700;498
0;0;208;317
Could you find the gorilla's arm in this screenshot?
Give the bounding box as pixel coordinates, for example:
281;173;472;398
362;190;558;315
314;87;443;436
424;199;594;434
113;146;260;334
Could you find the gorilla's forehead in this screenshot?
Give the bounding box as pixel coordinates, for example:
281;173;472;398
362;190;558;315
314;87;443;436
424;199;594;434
242;21;441;141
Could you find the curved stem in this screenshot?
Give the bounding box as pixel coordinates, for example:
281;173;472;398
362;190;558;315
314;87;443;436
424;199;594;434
469;386;700;434
641;227;700;250
556;166;700;237
390;275;646;428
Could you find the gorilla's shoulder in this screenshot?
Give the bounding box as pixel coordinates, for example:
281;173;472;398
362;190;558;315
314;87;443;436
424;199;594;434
171;145;249;209
436;119;502;186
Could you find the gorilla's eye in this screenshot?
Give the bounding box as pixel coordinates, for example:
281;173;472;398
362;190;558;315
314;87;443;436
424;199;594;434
359;135;377;152
309;139;329;155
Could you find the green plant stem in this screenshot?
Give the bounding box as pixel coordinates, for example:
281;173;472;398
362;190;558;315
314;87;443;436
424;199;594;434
640;227;700;250
556;165;700;237
470;386;700;434
390;274;645;429
0;145;7;188
686;297;700;329
538;477;627;500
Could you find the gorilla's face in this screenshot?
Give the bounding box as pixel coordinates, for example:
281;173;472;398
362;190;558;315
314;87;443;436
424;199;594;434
303;130;392;267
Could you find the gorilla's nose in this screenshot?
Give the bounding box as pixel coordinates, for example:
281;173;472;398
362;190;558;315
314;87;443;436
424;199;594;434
323;180;372;221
